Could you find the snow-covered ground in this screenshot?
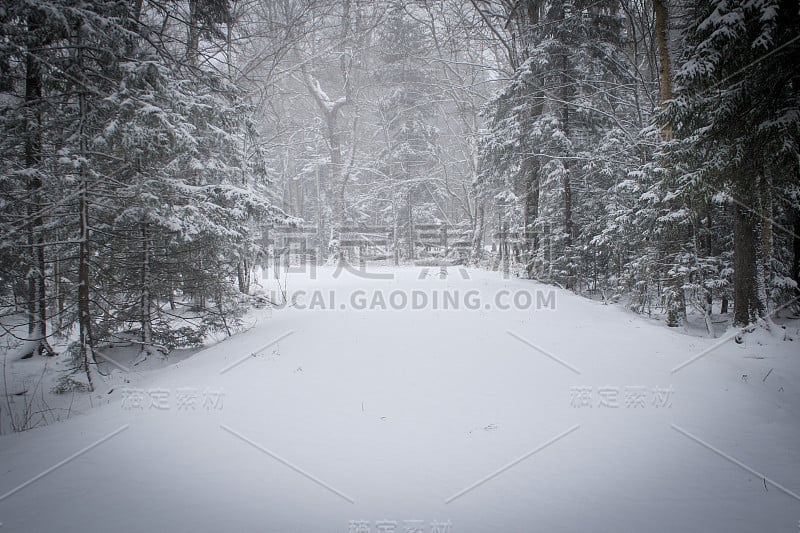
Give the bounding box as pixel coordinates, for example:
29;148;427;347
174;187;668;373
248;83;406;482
1;266;798;532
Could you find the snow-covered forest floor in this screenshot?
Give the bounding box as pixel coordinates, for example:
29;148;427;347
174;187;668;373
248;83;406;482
1;266;798;532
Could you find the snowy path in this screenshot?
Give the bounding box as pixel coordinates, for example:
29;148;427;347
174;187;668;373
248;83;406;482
1;267;799;532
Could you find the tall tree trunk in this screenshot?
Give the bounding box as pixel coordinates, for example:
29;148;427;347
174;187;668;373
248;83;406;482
314;137;326;261
792;208;800;295
75;20;94;389
732;201;765;326
407;188;414;260
653;0;673;140
563;167;573;288
54;257;65;335
187;0;200;67
393;205;400;266
302;0;355;244
78;177;94;390
326;113;346;235
23;9;53;357
237;258;250;294
304;72;347;252
140;223;153;351
760;170;773;311
560;40;574;290
523;156;539;278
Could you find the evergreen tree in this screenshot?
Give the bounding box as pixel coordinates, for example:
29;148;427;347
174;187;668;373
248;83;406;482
668;0;800;326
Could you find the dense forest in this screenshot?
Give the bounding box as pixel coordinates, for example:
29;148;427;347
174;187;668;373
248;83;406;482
1;0;798;388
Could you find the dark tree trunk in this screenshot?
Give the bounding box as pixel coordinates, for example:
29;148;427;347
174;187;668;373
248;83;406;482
23;10;54;357
733;202;765;325
471;201;484;263
792;209;800;294
653;0;673;140
187;0;200;67
561;41;574;289
524;165;539;278
76;20;94;390
140;223;153;349
78;181;94;390
237;258;251;294
407;189;414;260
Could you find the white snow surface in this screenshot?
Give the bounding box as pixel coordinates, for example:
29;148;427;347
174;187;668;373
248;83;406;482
1;266;799;532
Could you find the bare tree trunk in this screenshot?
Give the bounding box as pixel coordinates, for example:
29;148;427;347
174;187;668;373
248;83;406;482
54;257;65;335
653;0;673;140
314;137;326;261
760;170;773;311
523;159;539;278
733;199;766;326
327;115;344;229
226;9;233;79
75;20;94;389
78;177;94;391
560;39;574;290
792;208;800;297
407;189;414;261
471;201;484;263
140;223;153;352
501;221;510;276
22;9;54;358
301;1;357;247
186;0;200;67
237;258;251;294
393;215;400;266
